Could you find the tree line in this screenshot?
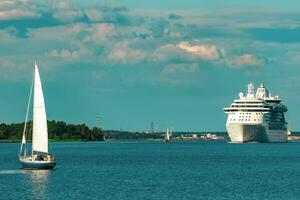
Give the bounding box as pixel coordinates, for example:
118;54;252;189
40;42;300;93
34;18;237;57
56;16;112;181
0;120;104;141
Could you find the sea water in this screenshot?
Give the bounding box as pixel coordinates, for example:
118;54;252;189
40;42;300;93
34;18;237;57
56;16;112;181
1;141;300;200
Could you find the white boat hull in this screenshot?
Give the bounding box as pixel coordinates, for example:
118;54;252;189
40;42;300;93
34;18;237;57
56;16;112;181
20;157;56;170
226;123;287;143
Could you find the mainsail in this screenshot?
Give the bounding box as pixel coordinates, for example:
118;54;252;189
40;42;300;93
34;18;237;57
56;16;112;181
32;62;48;154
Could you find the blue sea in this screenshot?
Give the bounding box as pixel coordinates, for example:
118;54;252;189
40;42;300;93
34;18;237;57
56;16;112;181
1;141;300;200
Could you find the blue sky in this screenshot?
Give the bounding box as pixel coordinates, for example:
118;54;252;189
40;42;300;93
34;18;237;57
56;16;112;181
0;0;300;131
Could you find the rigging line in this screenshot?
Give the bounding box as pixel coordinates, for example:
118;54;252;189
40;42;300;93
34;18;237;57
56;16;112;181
28;117;33;155
20;70;34;155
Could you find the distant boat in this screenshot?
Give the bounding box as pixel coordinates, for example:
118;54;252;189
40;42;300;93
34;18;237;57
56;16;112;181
163;128;172;143
287;121;292;136
19;61;56;169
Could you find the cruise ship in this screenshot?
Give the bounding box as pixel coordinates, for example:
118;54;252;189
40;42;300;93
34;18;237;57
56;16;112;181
223;83;288;143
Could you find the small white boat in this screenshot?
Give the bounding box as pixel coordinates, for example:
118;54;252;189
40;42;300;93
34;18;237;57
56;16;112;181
164;128;172;143
287;121;292;136
19;61;56;169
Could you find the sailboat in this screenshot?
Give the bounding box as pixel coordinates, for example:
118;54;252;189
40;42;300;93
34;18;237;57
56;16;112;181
19;61;56;169
163;128;172;143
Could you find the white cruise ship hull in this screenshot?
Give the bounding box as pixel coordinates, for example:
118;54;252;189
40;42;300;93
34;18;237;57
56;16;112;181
226;123;287;143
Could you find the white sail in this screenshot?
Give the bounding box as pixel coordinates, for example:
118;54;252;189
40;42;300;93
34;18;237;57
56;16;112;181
19;133;26;155
32;62;48;154
166;128;170;140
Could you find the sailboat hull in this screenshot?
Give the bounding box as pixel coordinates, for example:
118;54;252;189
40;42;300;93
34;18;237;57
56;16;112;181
20;157;55;170
20;160;55;170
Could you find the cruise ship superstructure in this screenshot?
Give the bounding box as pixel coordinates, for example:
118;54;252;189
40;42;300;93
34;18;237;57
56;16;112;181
224;83;288;143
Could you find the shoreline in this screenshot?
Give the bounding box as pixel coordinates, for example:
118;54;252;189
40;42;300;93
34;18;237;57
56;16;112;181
0;138;227;143
1;138;299;143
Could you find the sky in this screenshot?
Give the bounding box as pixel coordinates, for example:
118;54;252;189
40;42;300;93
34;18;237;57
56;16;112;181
0;0;300;132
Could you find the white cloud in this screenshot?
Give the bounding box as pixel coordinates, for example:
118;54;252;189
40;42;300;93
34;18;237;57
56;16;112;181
49;49;79;59
229;54;264;67
66;23;86;35
107;40;146;64
0;9;39;20
52;10;83;22
50;0;84;22
153;44;183;62
177;41;223;60
83;23;115;44
0;0;40;20
85;9;104;21
163;63;198;74
0;0;15;8
54;1;71;9
154;41;225;63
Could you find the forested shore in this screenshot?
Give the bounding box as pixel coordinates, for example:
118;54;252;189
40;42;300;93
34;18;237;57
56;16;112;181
0;120;104;142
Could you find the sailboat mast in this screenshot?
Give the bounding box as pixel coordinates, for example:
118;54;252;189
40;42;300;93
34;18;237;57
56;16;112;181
20;72;34;156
